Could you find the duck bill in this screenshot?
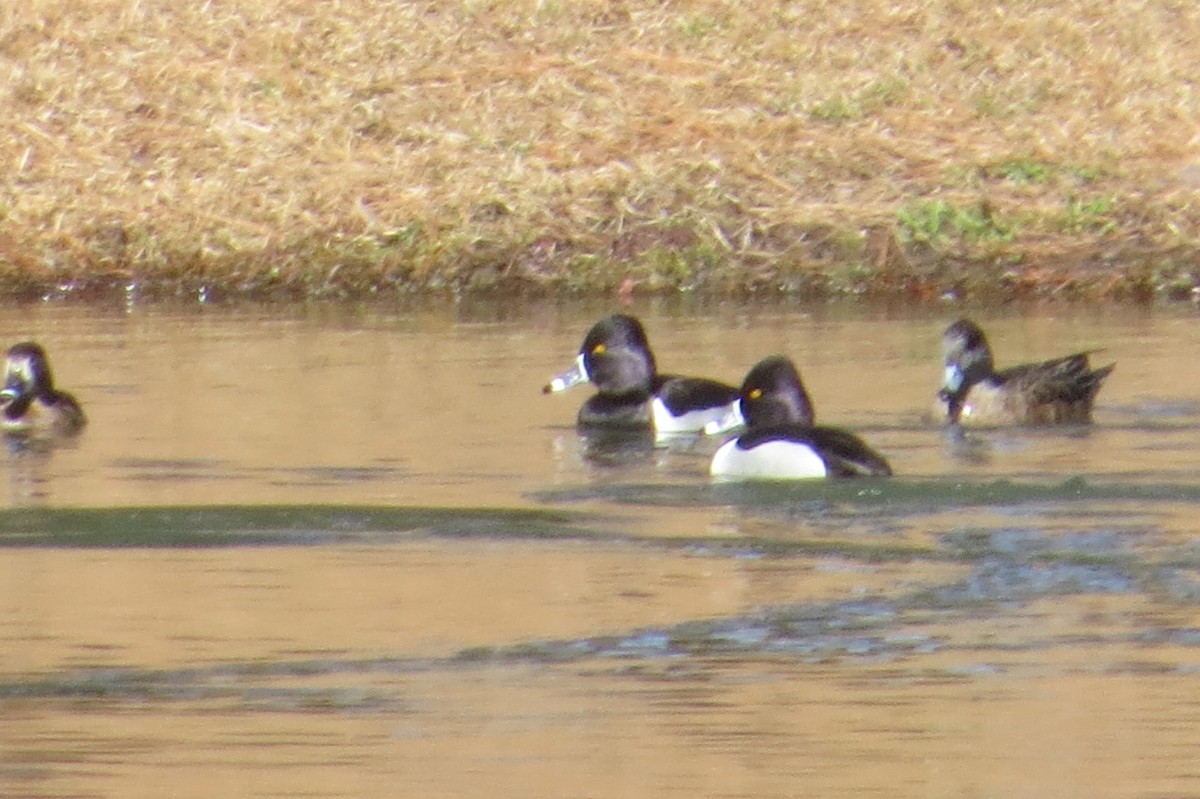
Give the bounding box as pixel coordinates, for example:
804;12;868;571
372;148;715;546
0;377;23;403
703;404;745;436
542;353;590;394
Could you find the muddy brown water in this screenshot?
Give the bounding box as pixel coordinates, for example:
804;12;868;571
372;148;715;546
2;298;1200;798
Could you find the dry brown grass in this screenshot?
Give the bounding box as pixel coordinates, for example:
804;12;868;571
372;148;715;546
2;0;1199;300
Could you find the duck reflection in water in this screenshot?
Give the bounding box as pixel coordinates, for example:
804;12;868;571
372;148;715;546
4;436;61;506
577;426;658;467
551;422;721;472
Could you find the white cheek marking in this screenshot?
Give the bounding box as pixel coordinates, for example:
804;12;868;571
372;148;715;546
710;439;828;480
942;365;962;392
701;404;745;436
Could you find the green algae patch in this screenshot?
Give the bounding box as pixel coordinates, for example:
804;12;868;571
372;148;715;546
0;505;583;548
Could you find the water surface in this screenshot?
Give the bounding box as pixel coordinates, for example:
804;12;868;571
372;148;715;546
2;299;1200;798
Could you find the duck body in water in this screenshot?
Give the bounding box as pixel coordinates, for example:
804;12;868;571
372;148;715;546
0;342;87;437
936;318;1114;426
710;355;892;480
544;314;742;436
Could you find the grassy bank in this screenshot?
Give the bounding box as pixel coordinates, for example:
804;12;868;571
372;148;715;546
2;0;1199;302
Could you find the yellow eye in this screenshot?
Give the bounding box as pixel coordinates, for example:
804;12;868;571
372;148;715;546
591;343;606;355
748;388;762;400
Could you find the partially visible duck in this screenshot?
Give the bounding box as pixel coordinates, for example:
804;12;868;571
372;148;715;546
937;318;1113;426
543;314;742;435
710;356;892;480
0;342;86;437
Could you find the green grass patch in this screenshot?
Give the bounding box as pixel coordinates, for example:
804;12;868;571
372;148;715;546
986;158;1054;185
809;76;911;122
1058;195;1118;234
896;199;1016;247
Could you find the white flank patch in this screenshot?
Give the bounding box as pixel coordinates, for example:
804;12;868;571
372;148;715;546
652;397;740;435
709;438;827;480
701;403;745;436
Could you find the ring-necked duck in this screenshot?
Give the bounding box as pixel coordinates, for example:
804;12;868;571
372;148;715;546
543;314;742;434
936;318;1114;426
0;342;86;436
710;355;892;480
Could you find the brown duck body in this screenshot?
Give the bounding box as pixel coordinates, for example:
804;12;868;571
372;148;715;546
0;342;87;437
2;391;86;436
937;320;1113;427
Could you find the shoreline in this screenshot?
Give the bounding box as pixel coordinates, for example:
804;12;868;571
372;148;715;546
2;234;1195;306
